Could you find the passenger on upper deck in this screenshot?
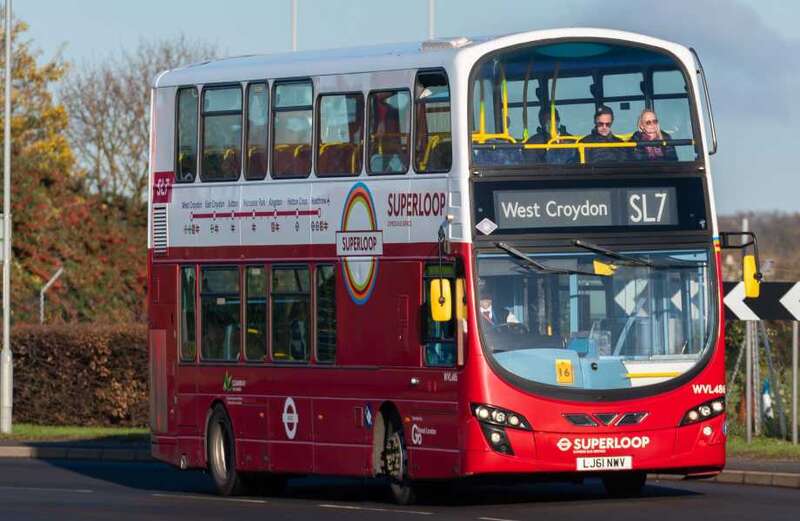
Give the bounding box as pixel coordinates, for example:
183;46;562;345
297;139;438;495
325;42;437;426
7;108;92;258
526;107;578;165
581;106;628;163
630;109;678;161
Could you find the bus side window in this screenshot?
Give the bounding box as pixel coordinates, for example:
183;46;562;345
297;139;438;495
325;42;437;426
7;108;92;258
414;71;452;173
316;265;336;363
367;89;410;174
176;87;198;183
422;264;456;367
201;86;243;181
245;82;269;180
272;81;313;178
271;266;311;362
179;265;197;361
245;266;267;361
200;266;241;361
316;93;364;177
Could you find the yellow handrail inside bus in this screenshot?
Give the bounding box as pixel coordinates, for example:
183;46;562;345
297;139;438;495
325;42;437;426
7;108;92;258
625;371;682;379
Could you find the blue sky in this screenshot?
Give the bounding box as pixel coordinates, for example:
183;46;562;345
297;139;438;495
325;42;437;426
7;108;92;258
15;0;800;214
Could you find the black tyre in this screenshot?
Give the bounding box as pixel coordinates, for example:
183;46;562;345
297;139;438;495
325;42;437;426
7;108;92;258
602;471;646;498
207;405;247;496
383;421;416;505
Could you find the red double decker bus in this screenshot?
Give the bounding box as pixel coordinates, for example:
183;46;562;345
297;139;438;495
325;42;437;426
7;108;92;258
148;29;745;503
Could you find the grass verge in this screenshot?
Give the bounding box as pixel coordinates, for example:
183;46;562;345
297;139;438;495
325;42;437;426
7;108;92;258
727;434;800;460
0;423;148;443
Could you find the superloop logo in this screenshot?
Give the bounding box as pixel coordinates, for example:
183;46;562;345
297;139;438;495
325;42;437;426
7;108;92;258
339;182;381;305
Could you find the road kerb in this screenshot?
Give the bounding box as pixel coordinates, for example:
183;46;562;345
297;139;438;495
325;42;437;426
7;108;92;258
0;446;33;458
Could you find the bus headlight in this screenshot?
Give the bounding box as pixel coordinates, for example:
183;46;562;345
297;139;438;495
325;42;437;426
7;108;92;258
681;398;725;426
471;403;531;431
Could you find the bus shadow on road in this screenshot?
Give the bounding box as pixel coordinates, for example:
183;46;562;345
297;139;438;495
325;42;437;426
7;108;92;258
40;460;702;506
278;476;702;507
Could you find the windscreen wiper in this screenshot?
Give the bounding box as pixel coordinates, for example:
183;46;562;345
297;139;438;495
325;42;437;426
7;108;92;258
572;239;706;269
495;241;609;277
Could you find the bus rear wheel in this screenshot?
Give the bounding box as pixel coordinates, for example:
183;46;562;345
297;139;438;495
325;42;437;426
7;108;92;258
207;405;247;496
601;471;646;498
383;422;416;505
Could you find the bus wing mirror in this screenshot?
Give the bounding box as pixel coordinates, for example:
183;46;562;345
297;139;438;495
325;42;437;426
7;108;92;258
743;254;761;298
720;231;763;297
430;279;452;322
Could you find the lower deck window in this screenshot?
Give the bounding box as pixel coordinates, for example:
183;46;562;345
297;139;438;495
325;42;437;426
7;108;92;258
245;266;267;361
316;265;336;362
272;266;310;361
180;266;197;361
201;266;241;361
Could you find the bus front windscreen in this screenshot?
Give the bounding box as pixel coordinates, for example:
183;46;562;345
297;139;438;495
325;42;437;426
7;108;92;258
471;41;699;167
476;248;712;391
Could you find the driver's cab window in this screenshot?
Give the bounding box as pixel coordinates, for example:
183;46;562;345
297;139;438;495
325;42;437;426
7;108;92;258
422;264;456;367
477;261;565;352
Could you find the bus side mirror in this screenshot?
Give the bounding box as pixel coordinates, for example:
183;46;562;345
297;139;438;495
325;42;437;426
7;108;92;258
430;279;452;322
743;254;761;298
720;231;763;298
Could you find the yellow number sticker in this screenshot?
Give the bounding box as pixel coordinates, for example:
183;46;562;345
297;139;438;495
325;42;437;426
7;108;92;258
556;359;574;385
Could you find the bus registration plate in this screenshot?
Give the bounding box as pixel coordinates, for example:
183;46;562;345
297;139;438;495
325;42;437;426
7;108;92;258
576;456;632;471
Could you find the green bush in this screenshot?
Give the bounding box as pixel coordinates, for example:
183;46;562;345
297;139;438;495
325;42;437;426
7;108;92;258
11;323;147;427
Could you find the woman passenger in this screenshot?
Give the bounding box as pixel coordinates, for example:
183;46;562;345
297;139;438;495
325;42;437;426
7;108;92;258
630;109;678;161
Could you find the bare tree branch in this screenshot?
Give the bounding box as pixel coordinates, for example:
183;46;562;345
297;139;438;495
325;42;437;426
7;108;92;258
61;35;219;208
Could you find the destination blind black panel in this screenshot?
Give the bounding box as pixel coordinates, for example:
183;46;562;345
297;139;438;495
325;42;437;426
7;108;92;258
472;177;707;236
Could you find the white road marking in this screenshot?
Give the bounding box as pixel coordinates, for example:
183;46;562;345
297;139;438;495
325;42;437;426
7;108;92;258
318;503;433;515
479;517;520;521
0;486;93;494
152;493;268;504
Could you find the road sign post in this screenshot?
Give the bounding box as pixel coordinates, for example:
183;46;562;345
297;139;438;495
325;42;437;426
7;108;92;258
793;321;798;445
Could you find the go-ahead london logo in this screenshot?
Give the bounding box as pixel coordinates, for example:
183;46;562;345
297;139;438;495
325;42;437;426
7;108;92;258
337;182;383;305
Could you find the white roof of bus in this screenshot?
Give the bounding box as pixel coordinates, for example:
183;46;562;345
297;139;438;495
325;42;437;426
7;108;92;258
154;28;692;88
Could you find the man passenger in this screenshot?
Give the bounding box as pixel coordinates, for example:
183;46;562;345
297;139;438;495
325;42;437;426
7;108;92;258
525;107;578;165
582;106;627;163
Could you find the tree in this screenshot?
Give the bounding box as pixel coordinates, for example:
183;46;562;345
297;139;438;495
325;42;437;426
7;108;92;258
1;18;147;323
61;36;219;210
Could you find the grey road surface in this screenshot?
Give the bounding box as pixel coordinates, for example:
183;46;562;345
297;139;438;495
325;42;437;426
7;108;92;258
0;459;796;521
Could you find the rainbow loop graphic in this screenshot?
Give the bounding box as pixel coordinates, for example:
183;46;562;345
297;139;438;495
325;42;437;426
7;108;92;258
341;182;379;305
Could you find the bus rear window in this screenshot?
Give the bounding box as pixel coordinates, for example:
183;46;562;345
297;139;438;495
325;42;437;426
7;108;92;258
470;41;698;167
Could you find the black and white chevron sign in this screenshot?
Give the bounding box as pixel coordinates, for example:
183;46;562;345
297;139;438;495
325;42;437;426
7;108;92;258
723;282;800;321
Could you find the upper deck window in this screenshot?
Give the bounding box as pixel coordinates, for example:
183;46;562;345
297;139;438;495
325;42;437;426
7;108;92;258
470;41;699;168
367;90;411;175
176;87;198;183
316;93;364;177
272;81;313;178
201;86;243;181
414;71;452;173
245;82;269;180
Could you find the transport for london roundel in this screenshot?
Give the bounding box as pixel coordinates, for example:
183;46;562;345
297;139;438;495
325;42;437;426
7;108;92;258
338;182;382;305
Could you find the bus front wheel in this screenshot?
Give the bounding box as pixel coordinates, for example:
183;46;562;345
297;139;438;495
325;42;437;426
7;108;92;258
207;405;247;496
601;471;646;498
384;422;416;505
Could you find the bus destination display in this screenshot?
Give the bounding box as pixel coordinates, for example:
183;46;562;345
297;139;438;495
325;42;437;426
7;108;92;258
493;187;678;229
